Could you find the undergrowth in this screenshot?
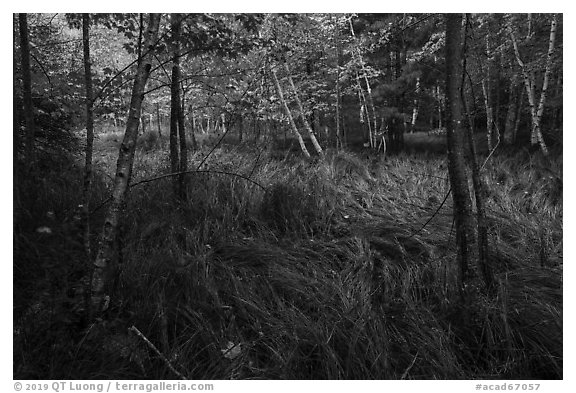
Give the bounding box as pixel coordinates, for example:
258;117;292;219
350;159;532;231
14;137;562;379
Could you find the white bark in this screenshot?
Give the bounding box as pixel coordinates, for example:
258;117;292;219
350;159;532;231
270;65;311;158
283;62;323;156
508;14;557;155
481;34;494;151
411;77;420;132
349;16;377;148
91;14;161;314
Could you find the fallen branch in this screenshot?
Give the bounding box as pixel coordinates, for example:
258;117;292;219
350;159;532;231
129;325;187;380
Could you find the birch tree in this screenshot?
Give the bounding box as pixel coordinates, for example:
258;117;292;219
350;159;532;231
82;14;95;257
270;64;311;158
170;13;187;199
19;13;35;163
508;13;558;155
169;14;181;193
91;13;161;315
334;15;343;148
410;76;420;133
349;16;377;148
283;62;323;156
479;32;495;151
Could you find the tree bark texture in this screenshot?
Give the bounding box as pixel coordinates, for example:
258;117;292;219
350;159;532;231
270;65;311;158
509;14;557;155
462;15;494;290
170;15;181;193
283;63;323;156
156;102;163;137
411;77;420;133
445;13;475;286
82;13;95;258
19;13;35;163
90;13;161;315
481;34;494;151
13;15;21;171
172;14;188;199
349;17;378;149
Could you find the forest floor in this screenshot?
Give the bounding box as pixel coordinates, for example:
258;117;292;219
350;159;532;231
14;128;563;379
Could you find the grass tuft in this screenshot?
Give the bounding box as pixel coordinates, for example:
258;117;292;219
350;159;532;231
14;137;562;379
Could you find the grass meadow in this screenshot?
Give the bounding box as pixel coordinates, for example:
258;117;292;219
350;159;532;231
13;127;562;379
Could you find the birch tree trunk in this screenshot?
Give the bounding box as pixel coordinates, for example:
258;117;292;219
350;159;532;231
349;17;377;148
172;14;189;198
169;14;181;193
283;63;323;156
411;76;420;133
435;83;443;129
82;14;95;258
533;14;558;151
509;14;557;155
334;15;342;149
90;13;161;315
481;34;495;151
19;13;35;163
270;65;311;158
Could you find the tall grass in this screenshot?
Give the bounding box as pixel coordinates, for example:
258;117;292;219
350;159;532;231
14;140;562;379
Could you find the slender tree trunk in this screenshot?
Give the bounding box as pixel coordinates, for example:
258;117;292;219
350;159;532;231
90;13;161;315
173;14;188;198
14;15;22;242
445;13;475;287
82;14;95;259
19;13;35;163
270;65;311;158
283;63;323;156
481;33;494;151
169;14;181;194
481;78;494;151
509;14;557;155
156;102;162;138
357;82;371;147
13;15;21;174
436;83;443;129
191;110;196;134
462;15;494;291
236;114;243;143
141;114;147;133
411;76;420;133
187;108;197;151
349;16;377;148
221;112;226;134
177;106;187;198
199;116;205;134
334;16;342;149
533;14;558;152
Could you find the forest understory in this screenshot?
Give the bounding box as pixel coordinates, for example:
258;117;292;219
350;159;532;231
13;12;563;381
13;129;563;380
